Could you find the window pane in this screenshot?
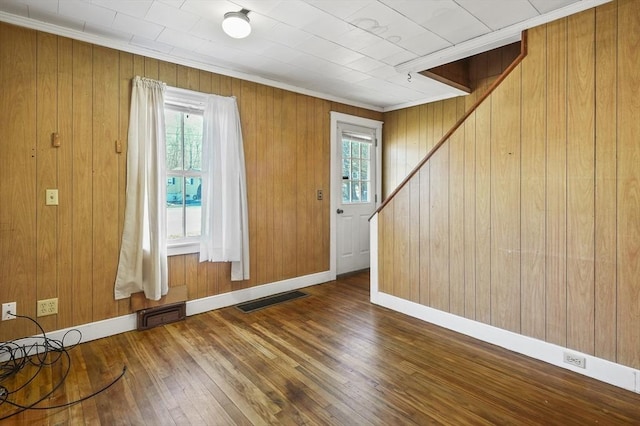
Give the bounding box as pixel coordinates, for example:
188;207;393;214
183;113;203;171
165;109;183;171
185;177;202;238
342;182;350;203
167;176;184;240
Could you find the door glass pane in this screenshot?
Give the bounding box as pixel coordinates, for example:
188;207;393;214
361;159;369;180
351;159;360;180
342;141;350;159
342;159;350;180
351;142;360;159
342;182;350;203
351;182;360;202
361;182;369;202
361;143;370;160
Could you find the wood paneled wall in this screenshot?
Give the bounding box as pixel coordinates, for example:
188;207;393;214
378;0;640;370
0;22;381;341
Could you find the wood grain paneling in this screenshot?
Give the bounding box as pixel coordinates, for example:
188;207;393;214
0;21;382;342
594;0;617;362
378;0;640;369
616;0;640;368
0;24;37;338
566;9;596;354
490;67;521;333
520;25;547;341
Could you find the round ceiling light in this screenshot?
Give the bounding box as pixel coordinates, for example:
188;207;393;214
222;9;251;39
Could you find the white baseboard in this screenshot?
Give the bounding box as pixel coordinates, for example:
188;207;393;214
2;271;333;360
186;270;333;316
374;291;640;394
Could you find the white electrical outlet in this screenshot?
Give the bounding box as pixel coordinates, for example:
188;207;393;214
2;302;16;320
563;352;586;369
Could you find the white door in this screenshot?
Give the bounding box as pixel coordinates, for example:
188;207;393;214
336;123;378;275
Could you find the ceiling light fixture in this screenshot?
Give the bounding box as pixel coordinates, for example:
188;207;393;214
222;8;251;39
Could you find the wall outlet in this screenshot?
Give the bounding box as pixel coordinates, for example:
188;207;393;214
2;302;16;320
37;298;58;317
563;352;586;369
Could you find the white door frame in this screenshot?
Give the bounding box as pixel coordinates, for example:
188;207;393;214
329;112;383;280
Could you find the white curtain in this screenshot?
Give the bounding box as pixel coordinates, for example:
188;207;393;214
114;76;168;301
200;95;250;280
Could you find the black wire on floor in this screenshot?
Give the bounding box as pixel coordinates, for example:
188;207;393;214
0;312;127;420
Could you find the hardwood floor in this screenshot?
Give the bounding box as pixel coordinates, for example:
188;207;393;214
2;271;639;425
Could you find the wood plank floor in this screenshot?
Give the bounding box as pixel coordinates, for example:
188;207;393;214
1;271;640;425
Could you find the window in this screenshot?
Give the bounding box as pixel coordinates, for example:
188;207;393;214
164;94;204;255
341;132;372;203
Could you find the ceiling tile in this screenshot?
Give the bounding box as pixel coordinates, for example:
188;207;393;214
455;0;539;30
267;0;328;29
58;0;116;27
382;0;489;44
84;22;133;42
112;13;164;40
130;35;174;53
90;0;153;18
304;0;374;19
262;22;313;47
297;35;365;65
145;0;199;31
358;38;405;61
156;27;206;50
528;0;579;14
21;0;58;16
27;9;86;32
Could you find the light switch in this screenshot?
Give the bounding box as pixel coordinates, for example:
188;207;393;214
46;189;59;206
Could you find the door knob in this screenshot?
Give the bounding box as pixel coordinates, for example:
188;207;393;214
337;209;344;214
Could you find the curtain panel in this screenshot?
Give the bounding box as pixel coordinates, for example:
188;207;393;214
199;95;250;281
114;76;168;301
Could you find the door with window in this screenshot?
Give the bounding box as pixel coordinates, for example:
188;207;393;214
336;123;377;275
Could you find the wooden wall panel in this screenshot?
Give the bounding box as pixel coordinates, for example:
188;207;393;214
474;100;492;325
490;68;521;333
36;32;59;332
594;0;617;362
520;25;547;341
566;10;596;354
449;127;465;316
463;107;476;320
429;147;449;311
409;178;420;303
393;189;411;300
92;46;120;321
0;22;381;342
616;0;640;368
545;18;568;347
0;24;37;337
418;166;430;306
71;41;94;327
57;37;74;328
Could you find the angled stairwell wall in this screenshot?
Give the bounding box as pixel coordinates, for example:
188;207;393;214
374;0;640;382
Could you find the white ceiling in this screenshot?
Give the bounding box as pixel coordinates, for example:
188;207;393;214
0;0;610;111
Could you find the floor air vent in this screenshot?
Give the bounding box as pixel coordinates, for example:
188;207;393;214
236;291;308;313
137;302;186;330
